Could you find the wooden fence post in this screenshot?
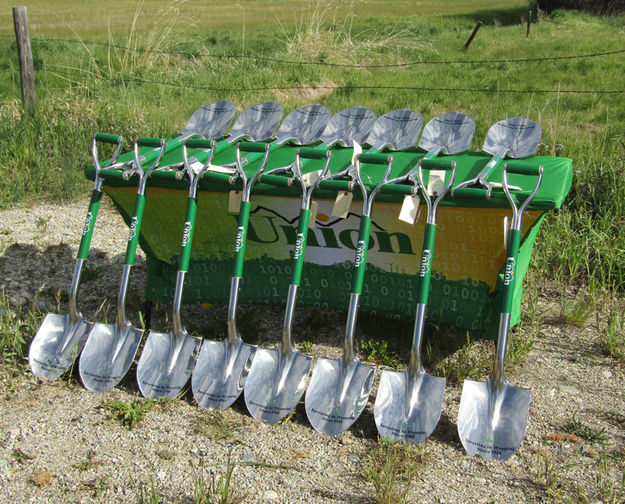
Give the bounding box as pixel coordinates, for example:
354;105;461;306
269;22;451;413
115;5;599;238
13;6;36;115
463;21;483;51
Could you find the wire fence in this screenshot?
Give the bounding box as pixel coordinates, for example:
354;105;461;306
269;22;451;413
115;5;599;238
1;35;624;95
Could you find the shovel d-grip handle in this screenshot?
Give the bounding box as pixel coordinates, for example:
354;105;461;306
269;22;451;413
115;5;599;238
185;138;213;150
136;136;165;148
503;162;543;176
298;145;329;159
78;133;125;260
238;141;270;153
358;153;391;165
419;158;455;171
499;162;543;315
94;133;123;145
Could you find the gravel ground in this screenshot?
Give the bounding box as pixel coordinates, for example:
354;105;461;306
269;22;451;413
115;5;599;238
0;197;623;504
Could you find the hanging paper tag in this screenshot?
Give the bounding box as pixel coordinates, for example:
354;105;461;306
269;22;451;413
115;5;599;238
427;170;446;196
190;161;204;174
207;164;236;175
309;201;318;229
503;216;510;250
351;140;362;165
332;191;353;219
303;170;322;187
229;190;242;214
399;195;420;224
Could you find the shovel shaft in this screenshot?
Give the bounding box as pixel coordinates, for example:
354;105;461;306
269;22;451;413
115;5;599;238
77;188;103;260
502;229;521;315
124;194;146;266
232;201;251;278
178;198;197;272
291;209;311;286
352;216;372;295
417;223;436;305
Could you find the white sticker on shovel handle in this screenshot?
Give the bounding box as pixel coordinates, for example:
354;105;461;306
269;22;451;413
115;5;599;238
332;191;353;219
229;191;242;214
399;195;421;224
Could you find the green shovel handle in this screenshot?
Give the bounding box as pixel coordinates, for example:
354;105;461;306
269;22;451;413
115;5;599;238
94;133;123;144
420;158;455;171
136;137;165;148
416;223;436;305
76;189;103;260
298;145;329;159
504;162;542;176
178;197;197;272
358;153;391;165
124;193;146;266
352;215;372;294
239;141;270;153
185;138;213;150
291;209;311;286
501;229;521;314
232;201;251;278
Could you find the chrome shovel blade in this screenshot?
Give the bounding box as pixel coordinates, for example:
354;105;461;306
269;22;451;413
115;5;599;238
374;369;445;444
457;379;530;460
79;322;143;393
191;339;255;410
244;348;312;424
29;313;92;380
305;357;375;436
482;116;542;159
136;330;201;399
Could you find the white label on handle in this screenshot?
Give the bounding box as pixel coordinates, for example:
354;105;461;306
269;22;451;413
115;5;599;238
427;170;446;196
229;191;242;214
332;191;353;218
351;140;362;165
190;161;204;174
309;201;318;229
207;164;236;174
303;170;322;187
399;195;420;224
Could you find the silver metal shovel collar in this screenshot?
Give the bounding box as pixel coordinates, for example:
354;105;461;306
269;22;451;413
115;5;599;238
274;105;331;145
365;109;423;151
418;111;476;156
320;106;377;147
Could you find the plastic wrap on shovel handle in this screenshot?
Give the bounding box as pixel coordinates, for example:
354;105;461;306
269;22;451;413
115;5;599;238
298;145;329;159
94;133;123;145
358;153;392;165
239;141;270;153
185;138;214;150
504;162;544;176
420;158;456;171
137;136;165;148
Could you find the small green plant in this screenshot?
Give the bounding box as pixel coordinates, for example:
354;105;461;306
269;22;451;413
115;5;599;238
559;289;594;327
433;333;492;383
192;410;245;441
0;293;41;368
300;340;313;353
534;446;559;497
193;456;246;504
136;478;161;504
561;418;609;446
106;398;155;429
361;339;398;367
597;300;625;361
363;440;429;504
82;264;103;282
